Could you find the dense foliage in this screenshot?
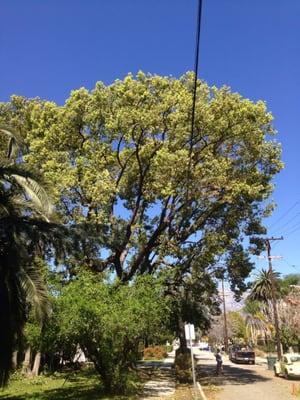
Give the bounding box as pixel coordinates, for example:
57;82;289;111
0;73;282;289
42;273;171;393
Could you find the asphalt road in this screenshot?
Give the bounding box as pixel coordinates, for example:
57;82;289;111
196;350;298;400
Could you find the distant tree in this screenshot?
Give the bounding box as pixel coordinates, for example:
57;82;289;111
278;286;300;350
228;311;246;341
248;269;280;302
279;274;300;296
208;311;246;346
243;299;272;346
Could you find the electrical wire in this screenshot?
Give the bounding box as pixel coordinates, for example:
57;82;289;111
268;199;300;230
189;0;203;158
282;259;300;273
283;223;300;239
281;220;300;235
270;212;300;235
187;0;203;191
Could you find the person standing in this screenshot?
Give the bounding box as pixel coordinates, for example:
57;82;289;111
215;349;223;375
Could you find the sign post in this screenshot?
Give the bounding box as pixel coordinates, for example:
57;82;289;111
185;323;196;389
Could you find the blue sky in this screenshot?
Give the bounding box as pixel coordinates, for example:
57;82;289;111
1;0;300;276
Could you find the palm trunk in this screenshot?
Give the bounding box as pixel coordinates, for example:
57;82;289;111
32;351;41;376
22;346;32;376
12;351;18;370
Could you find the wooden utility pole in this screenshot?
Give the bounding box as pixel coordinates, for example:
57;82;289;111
266;236;283;360
221;278;229;353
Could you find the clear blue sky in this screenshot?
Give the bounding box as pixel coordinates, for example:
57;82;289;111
1;0;300;276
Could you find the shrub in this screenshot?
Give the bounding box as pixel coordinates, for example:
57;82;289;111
49;273;171;394
143;346;168;360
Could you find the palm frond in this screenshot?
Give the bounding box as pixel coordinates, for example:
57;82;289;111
0;127;22;160
11;175;53;221
0;126;55;385
248;269;279;302
20;264;51;323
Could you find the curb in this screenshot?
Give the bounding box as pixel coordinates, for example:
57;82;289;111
197;382;208;400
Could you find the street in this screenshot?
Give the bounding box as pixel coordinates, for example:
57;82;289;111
196;351;298;400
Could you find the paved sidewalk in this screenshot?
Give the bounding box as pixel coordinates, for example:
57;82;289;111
138;352;176;399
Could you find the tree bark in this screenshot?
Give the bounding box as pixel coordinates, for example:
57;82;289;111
12;350;18;370
177;314;188;354
32;351;41;376
22;346;32;376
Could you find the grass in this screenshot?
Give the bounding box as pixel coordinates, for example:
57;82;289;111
0;370;136;400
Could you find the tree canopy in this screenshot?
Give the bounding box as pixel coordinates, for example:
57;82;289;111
0;73;282;290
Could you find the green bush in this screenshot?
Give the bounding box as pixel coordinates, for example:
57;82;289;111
47;273;171;394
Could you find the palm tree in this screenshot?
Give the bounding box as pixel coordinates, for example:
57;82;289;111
248;269;280;303
248;269;281;354
0;127;55;385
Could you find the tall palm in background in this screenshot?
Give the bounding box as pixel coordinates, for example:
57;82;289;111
248;269;281;351
0;127;54;385
248;269;280;303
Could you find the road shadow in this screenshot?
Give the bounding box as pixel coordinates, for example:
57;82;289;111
198;362;271;387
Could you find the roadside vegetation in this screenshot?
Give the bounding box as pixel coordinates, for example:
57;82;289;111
208;273;300;354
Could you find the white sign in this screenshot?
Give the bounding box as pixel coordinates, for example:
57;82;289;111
184;323;195;341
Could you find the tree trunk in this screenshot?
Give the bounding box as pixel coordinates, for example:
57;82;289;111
31;351;41;377
12;351;18;370
83;344;112;393
177;314;188;354
22;346;32;376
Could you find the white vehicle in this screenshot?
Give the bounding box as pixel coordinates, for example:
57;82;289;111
274;354;300;379
198;342;209;350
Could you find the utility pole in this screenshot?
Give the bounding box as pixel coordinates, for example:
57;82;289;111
221;278;229;353
266;236;283;360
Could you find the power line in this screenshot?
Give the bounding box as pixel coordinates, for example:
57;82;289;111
271;212;300;235
282;259;300;273
268;199;300;230
189;0;203;156
271;222;300;248
284;223;300;238
188;0;203;181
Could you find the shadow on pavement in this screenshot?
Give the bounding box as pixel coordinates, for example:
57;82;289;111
198;363;271;387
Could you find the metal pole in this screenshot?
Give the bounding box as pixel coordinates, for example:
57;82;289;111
189;323;196;389
222;279;229;353
266;239;282;359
